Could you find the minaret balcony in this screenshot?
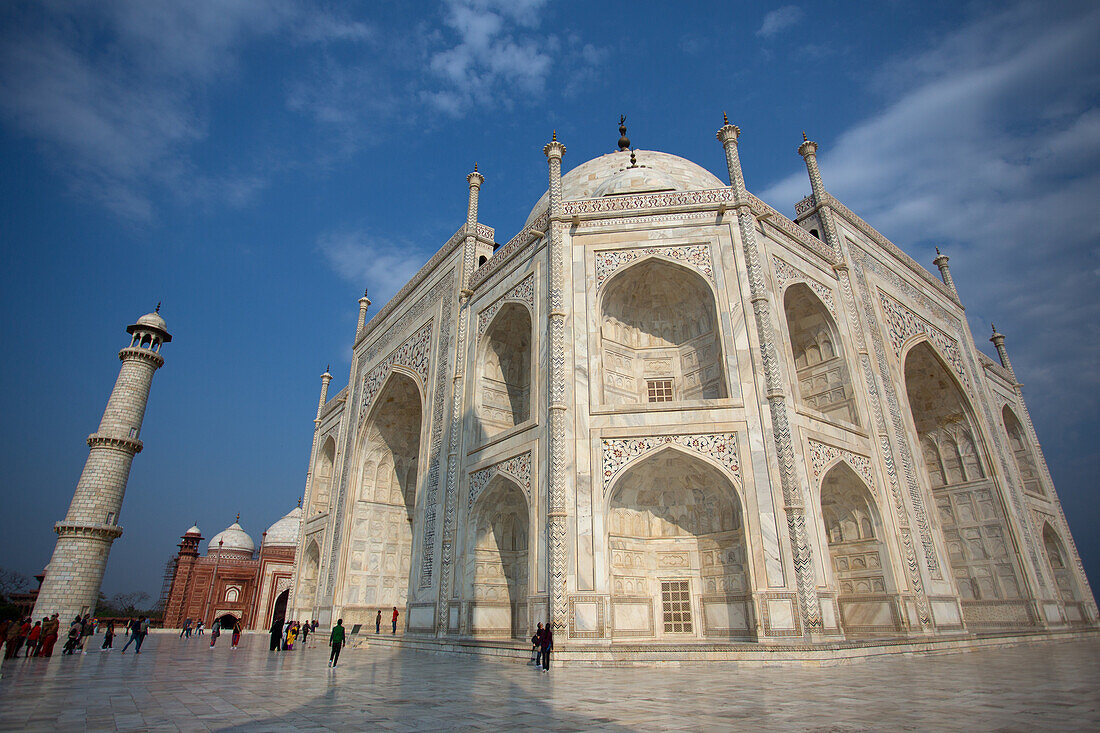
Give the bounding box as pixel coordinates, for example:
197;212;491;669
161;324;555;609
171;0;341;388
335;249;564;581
86;432;144;454
54;520;124;541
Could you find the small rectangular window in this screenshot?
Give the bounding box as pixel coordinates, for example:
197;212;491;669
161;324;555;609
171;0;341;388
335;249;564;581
129;427;138;438
106;512;115;525
661;580;693;633
647;379;674;403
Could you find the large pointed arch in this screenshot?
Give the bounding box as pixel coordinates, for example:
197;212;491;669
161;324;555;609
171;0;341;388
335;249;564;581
605;447;753;640
818;462;901;634
783;282;859;426
1042;522;1082;607
339;368;425;628
297;538;321;612
903;341;1032;628
465;474;530;638
476;302;533;441
599;257;727;405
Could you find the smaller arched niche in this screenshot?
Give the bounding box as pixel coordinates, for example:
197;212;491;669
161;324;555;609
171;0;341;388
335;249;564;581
600;259;727;406
783;284;859;426
310;437;335;515
1003;406;1043;495
467;476;529;638
477;303;532;440
1042;524;1081;607
298;540;320;610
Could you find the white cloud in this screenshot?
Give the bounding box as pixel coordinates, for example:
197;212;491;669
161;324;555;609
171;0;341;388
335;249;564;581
757;6;803;38
317;229;432;303
759;2;1100;428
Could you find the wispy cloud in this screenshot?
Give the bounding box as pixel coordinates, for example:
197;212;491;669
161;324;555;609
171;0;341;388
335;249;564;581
0;0;368;221
760;2;1100;429
757;6;803;38
317;228;433;304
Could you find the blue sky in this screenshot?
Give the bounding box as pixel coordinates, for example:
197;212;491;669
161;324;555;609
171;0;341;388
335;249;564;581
1;0;1097;602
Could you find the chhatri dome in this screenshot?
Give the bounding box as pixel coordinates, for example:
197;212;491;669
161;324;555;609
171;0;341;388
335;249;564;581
207;516;255;557
263;506;303;547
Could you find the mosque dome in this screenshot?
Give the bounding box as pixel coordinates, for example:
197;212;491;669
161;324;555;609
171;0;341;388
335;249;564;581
264;506;303;547
207;520;255;557
523;149;726;228
184;524;201;536
135;311;168;331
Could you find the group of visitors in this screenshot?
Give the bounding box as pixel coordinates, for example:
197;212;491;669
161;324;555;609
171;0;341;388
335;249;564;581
528;622;554;672
374;607;399;634
178;619;206;638
269;618;317;652
0;614;151;661
207;618;243;650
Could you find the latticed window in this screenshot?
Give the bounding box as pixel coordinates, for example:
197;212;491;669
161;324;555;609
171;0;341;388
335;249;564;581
661;580;692;633
647;379;674;403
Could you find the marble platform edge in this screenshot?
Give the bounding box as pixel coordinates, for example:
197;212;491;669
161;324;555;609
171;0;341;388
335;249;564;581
344;628;1100;667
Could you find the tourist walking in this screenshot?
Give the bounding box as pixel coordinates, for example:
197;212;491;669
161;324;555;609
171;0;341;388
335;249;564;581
300;619;310;648
391;606;399;634
375;610;382;634
3;618;23;659
101;621;114;651
196;621;204;636
120;617;148;653
540;623;553;672
63;615;81;655
269;617;282;651
78;614;94;654
329;618;345;668
209;623;220;649
529;623;542;666
180;618;191;638
24;621;41;657
231;619;242;650
286;623;298;650
40;614;60;656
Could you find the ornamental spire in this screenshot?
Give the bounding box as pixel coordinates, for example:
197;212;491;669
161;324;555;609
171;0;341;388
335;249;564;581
618;115;630;151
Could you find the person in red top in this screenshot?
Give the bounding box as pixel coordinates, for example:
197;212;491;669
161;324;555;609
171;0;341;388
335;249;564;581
391;606;399;634
24;621;41;657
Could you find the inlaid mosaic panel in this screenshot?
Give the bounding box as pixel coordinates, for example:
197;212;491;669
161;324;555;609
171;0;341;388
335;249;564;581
476;274;535;340
468;451;533;510
594;244;715;294
878;289;969;389
772;256;837;320
807;439;875;489
358;319;433;424
602;433;740;488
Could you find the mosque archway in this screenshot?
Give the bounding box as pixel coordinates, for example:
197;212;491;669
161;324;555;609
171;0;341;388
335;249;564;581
1042;523;1082;608
903;341;1031;627
783;283;859;426
476;303;532;441
466;475;529;638
607;448;752;640
342;371;423;627
599;259;727;406
819;462;900;634
271;590;289;628
216;613;238;630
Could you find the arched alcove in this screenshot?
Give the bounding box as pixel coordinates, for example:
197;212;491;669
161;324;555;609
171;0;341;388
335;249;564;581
784;284;859;426
271;589;289;628
298;539;320;611
1043;523;1080;604
819;462;899;633
310;437;335;515
600;259;727;405
466;476;529;638
607;449;751;639
1003;406;1043;495
904;342;1029;625
343;372;423;626
477;303;532;440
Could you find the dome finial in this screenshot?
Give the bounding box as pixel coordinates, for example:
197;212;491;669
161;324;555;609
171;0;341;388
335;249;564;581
297;496;302;508
473;161;478;172
618;115;630;151
552;129;557;142
723;111;729;125
155;302;161;313
629;149;637;167
802;131;808;142
235;512;240;523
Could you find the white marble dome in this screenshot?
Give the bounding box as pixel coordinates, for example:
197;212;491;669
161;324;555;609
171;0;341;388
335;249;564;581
207;521;255;556
523;149;726;227
184;524;201;536
264;506;302;547
135;311;168;331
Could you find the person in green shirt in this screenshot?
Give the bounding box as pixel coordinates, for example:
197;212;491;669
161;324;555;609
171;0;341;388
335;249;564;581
329;619;345;668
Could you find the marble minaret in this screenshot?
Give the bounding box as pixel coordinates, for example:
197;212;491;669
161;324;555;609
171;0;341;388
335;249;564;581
34;307;171;620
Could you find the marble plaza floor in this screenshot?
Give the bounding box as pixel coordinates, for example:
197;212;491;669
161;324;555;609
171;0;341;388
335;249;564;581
1;633;1098;732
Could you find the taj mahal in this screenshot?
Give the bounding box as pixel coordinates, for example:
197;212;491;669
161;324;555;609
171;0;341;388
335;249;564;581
280;116;1096;659
30;116;1098;661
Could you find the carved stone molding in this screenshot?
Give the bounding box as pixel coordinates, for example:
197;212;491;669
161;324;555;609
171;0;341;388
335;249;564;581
594;244;715;294
476;274;535;341
807;439;875;489
467;450;533;510
772;256;837;320
602;432;740;488
878;289;968;388
563;187;734;217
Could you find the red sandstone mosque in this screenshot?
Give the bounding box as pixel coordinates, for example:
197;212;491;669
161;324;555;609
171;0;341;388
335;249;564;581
163;506;301;629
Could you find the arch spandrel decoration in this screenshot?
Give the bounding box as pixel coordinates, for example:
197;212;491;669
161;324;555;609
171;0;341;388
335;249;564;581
477;274;535;341
358;319;434;425
468;451;533;510
807;439;875;491
602;433;740;489
878;289;970;391
772;256;837;320
594;244;715;294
